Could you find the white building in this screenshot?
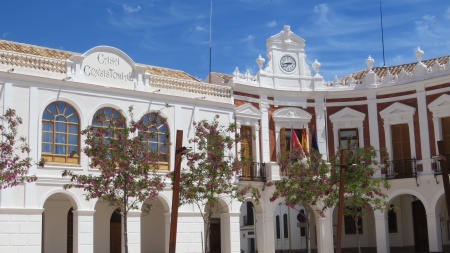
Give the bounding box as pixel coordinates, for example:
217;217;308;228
1;25;450;253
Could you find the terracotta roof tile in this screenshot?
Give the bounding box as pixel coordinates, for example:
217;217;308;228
341;55;450;83
0;40;76;59
145;65;200;82
212;72;233;80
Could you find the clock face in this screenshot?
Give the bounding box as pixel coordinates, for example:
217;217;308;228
280;55;296;72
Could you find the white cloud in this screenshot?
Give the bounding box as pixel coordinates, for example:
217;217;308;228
266;20;277;28
196;26;207;31
123;4;142;14
2;32;10;38
107;8;113;15
447;7;450;19
242;35;254;42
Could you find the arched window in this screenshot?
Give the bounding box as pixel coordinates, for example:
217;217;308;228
42;101;80;164
92;107;124;137
140;113;169;169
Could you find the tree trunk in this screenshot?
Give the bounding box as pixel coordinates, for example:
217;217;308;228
205;210;212;253
306;207;311;253
124;211;128;253
355;216;361;253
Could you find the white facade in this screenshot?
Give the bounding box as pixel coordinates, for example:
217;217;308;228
1;24;450;253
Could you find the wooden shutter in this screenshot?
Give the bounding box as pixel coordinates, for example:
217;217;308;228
241;126;252;179
442;117;450;154
391;124;411;160
280;128;287;159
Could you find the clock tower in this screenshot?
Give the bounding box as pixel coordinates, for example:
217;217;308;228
256;25;323;91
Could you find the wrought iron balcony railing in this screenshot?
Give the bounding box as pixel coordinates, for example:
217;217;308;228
239;162;266;182
386;158;417;180
432;154;450;176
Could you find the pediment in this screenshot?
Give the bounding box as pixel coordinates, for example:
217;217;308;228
273;107;311;122
70;46;140;88
428;94;450;118
380;102;416;119
329;107;365;123
235;103;262;119
267;25;305;49
428;94;450;110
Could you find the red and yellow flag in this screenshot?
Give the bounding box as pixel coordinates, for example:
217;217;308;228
291;128;302;150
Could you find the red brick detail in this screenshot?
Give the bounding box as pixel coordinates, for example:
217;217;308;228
425;83;450;91
234;91;260;99
234;99;260;109
377;90;416;99
326;97;367;103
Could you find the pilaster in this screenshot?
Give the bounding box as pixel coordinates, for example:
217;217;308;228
315;208;334;253
426;212;443;252
127;210;142;253
260;100;270;162
416;85;432;172
73;210;95;253
374;210;390;253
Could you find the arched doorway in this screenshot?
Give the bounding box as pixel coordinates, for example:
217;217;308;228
240;200;256;253
94;200;120;253
42;193;77;253
331;203;376;251
141;197;169;253
274;202;316;253
388;194;429;252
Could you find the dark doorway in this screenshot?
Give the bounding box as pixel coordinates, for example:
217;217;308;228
110;210;122;253
249;238;255;253
67;208;73;253
412;200;429;252
210;219;221;253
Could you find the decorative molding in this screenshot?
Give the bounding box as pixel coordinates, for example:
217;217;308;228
272;107;311;129
380;102;416;124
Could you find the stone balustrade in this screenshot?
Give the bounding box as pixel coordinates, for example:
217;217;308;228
0;50;66;73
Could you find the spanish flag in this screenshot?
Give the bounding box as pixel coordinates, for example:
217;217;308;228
291;128;302;151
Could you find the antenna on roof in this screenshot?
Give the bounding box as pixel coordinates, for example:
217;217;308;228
379;0;386;67
208;0;213;84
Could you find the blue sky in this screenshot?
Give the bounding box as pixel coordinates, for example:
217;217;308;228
1;0;450;81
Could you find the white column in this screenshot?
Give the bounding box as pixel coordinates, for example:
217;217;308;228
220;212;240;253
408;120;417;159
0;83;13;208
416;86;432;172
275;126;281;160
253;124;260;163
426;212;443;252
315;208;334;253
374;210;390;253
236;123;242;159
127;210;142;253
263;216;276;253
315;99;328;159
260;101;270;162
367;92;381;177
432;116;441;155
25;86;39;208
164;212;171;253
73;210;95;253
255;212;265;253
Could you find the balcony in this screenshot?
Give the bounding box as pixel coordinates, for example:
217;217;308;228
386;158;417;179
432;154;450;176
239;162;266;182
